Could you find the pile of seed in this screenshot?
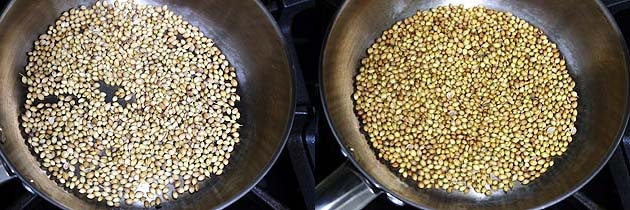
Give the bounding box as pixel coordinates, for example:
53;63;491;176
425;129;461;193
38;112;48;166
21;1;240;207
354;5;578;195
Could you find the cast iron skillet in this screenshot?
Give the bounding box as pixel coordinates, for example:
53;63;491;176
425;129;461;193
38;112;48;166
0;0;295;209
319;0;630;209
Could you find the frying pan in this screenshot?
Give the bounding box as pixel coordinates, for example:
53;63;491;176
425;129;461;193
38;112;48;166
0;0;295;209
318;0;630;209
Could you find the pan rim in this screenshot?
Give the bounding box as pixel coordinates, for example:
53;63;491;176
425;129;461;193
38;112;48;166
318;0;630;209
0;0;297;209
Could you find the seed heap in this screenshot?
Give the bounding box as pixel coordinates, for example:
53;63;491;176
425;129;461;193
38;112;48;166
354;5;578;195
21;1;240;207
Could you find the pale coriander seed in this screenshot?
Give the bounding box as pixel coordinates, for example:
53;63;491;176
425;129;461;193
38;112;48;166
21;0;241;207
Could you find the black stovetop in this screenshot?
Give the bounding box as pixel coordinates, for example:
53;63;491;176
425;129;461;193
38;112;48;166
1;0;630;210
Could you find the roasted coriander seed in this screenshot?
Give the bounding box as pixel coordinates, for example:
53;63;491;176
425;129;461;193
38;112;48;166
354;5;578;195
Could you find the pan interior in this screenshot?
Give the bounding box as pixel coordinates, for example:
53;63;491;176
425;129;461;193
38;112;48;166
0;0;294;209
322;0;628;209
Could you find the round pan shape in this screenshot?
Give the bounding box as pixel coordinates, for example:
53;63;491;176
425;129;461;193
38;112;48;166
0;0;295;209
321;0;629;209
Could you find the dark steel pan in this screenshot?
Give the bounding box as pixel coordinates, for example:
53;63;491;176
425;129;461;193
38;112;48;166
0;0;295;209
318;0;630;209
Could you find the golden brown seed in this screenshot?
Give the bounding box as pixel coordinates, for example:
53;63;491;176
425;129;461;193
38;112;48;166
354;5;578;195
